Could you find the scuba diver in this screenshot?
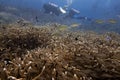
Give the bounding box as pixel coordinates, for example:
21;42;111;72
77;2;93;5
43;2;91;21
43;2;80;18
43;2;66;16
66;8;80;18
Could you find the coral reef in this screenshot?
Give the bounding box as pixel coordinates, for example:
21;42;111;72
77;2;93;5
0;24;120;80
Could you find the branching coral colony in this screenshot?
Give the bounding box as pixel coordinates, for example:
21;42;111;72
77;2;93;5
0;23;120;80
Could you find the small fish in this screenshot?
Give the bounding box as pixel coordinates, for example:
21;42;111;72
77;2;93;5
108;19;117;24
70;23;81;27
95;19;104;24
58;25;68;31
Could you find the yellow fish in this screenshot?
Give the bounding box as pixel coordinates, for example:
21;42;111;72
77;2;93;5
95;19;104;24
58;25;68;31
70;23;81;27
108;19;117;24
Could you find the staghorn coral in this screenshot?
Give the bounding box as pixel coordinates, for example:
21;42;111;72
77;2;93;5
0;24;52;59
0;23;120;80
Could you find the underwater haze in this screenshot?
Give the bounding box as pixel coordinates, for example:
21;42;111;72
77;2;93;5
1;0;120;17
0;0;120;80
0;0;120;33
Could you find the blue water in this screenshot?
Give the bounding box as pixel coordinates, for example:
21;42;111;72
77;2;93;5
0;0;120;33
1;0;120;18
